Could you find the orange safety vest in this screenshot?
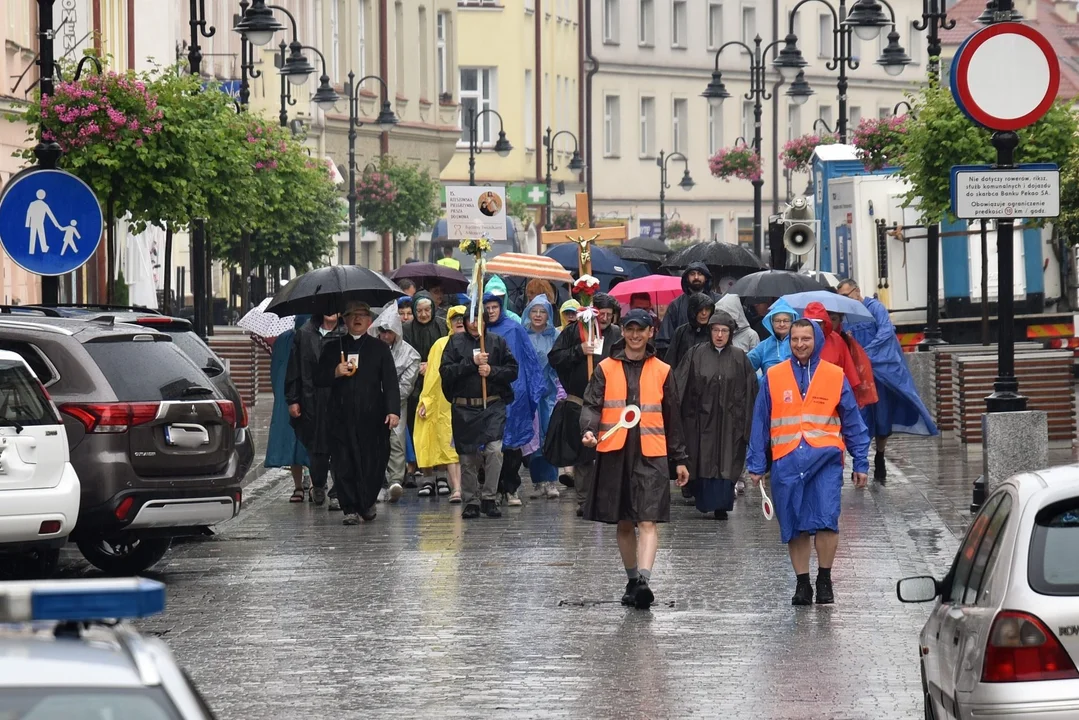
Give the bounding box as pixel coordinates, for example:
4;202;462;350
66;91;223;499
596;356;669;457
766;360;846;460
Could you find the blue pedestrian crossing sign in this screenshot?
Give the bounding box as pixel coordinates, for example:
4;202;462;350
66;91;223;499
0;169;103;276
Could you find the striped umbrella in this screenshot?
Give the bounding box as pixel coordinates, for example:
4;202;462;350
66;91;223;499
484;253;574;284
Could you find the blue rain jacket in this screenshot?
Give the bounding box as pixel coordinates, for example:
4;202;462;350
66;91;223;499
485;291;544;449
847;296;938;436
265;325;311;469
747;320;870;543
747;298;799;373
524;295;561;482
484;275;523;324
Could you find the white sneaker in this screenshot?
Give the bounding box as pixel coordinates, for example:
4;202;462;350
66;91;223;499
545;484;560;499
507;491;523;507
735;480;746;495
388;482;404;503
529;484;545;499
376;488;386;503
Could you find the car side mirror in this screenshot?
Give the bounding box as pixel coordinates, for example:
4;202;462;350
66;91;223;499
896;576;940;603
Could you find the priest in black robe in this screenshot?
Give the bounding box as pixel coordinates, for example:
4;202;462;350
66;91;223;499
317;301;401;525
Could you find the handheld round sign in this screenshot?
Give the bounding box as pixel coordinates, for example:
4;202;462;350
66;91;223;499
761;482;775;521
952;22;1060;132
599;404;642;442
0;169;103;277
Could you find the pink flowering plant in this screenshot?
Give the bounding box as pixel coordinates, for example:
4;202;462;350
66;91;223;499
34;72;163;152
664;220;696;241
781;133;838;173
851;115;908;171
708;145;762;182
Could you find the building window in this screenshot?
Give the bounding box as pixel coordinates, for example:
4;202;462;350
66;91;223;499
741;100;753;143
543;72;550;130
787;103;800;141
708;3;723;49
639;96;655;157
524;69;534;149
737;217;754;249
330;0;340;81
673;98;688;153
436;11;448;96
525;0;534;10
394;1;405;94
818;13;832;58
604;95;621;157
358;0;368;78
819;104;833;130
672;1;688;47
710;218;726;242
909;21;921;64
459;68;494;144
419;7;429;99
741;6;755;45
708;103;722;155
603;0;619;43
850;35;861;62
849;105;862;129
879;106;892;119
638;0;654;45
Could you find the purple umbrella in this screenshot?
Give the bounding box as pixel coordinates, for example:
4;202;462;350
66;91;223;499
389;262;469;293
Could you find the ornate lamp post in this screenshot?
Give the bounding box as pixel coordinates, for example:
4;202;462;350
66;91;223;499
657;150;695;241
465;108;512;186
542;128;584;232
345;72;398;266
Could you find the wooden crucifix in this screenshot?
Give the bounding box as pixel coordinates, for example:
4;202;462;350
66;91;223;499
540;192;628;378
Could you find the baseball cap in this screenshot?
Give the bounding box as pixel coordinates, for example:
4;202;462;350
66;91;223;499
621;309;653;329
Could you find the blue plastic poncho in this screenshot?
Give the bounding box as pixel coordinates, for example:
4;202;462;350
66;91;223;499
523;295;561;482
484;291;544;449
747;298;799;373
265;318;311;469
746;320;870;543
484;275;523;324
847;296;938;437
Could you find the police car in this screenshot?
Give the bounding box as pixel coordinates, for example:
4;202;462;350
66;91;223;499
0;578;217;718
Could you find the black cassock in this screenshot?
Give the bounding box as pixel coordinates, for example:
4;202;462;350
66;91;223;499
317;333;401;515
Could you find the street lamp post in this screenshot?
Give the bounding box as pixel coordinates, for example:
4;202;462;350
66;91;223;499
465;107;512;186
656;150;695;241
542;128;584;232
702;35;785;259
275;40;296;127
774;0;911;143
345;71;398;266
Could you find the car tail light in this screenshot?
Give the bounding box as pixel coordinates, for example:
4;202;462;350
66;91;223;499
38;520;61;535
240;403;249;428
217;400;237;428
233;490;243;510
982;610;1079;683
114;496;136;521
60;402;160;433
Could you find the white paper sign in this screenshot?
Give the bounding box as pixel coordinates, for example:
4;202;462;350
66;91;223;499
953;169;1059;219
446;186;508;241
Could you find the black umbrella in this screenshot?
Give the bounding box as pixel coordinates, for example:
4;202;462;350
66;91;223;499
729;270;827;299
660;241;763;277
612;245;665;266
265;265;403;317
624;236;671;256
389;262;469;293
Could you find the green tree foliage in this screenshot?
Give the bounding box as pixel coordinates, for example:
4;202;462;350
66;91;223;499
1057;149;1079;245
506;196;535;229
355;156;440;239
897;79;1079;223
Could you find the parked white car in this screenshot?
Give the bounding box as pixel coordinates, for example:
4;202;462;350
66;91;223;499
898;465;1079;719
0;349;80;576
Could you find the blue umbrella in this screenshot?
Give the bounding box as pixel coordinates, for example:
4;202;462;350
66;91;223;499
777;291;875;325
543;244;649;280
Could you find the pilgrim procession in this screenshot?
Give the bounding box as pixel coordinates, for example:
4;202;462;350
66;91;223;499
2;1;1079;718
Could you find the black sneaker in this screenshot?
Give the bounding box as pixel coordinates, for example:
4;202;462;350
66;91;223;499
559;473;575;488
713;510;729;520
482;499;502;518
792;582;814;606
621;579;640;606
633;579;654;609
361;507;377;522
815;576;835;604
874;452;887;485
461;504;481;519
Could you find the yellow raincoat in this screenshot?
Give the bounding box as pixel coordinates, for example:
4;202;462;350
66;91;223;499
413;305;465;468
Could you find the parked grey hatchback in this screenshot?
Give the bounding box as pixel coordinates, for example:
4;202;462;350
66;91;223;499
0;316;243;574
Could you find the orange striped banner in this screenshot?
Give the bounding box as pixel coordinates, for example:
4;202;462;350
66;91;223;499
1026;323;1073;339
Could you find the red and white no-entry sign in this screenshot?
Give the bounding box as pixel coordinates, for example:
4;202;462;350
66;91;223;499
952;22;1060;131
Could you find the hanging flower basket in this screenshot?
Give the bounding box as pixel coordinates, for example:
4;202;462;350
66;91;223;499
851;115;908;172
353;169;401;234
36;71;163;152
664;220;696;242
708;146;762;182
552;211;576;230
780;133;838;173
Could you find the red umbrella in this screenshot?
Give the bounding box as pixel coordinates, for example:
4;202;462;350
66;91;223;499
608;274;684;309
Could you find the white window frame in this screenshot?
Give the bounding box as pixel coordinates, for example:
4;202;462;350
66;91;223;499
603;0;620;44
458;67;496;147
639;0;655;46
849;105;862;129
878;106;892;119
524;69;534;149
741;100;754;144
672;98;688;154
819;13;833;59
787;102;801;141
819;104;834;131
525;0;535;11
639;95;656;158
710;217;726;243
358;0;368;79
329;0;340;81
741;6;756;47
736;216;755;249
604;94;621;157
708;103;723;155
909;21;921;64
708;2;723;50
672;0;688;48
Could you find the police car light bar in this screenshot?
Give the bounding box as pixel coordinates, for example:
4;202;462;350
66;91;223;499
0;578;166;623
